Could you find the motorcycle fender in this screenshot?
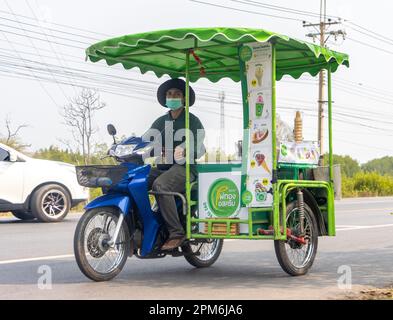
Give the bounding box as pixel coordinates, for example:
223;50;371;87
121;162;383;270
85;193;131;215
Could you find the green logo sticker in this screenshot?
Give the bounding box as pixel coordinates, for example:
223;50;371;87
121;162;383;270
208;178;240;217
281;144;288;156
239;46;253;62
242;190;253;205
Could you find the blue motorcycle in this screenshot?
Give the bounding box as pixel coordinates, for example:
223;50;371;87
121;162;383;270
73;124;223;281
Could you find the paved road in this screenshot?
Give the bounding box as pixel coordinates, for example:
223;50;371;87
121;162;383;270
0;197;392;299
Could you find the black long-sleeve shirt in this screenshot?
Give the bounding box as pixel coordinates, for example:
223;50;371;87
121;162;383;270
147;108;206;167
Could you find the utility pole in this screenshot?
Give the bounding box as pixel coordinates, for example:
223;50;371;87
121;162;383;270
303;0;345;164
219;91;225;157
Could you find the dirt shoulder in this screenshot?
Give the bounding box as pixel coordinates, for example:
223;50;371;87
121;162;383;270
345;286;393;300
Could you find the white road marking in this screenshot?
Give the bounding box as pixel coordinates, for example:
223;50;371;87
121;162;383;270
336;224;393;231
337;207;393;213
337;199;393;205
1;223;393;265
0;254;74;265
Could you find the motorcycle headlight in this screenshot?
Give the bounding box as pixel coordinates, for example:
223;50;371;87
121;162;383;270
114;144;136;157
135;144;154;155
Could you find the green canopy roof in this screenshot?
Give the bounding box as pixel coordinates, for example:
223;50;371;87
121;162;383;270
86;27;349;82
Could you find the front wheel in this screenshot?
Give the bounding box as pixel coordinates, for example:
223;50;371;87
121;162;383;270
274;201;318;276
74;207;130;282
182;239;223;268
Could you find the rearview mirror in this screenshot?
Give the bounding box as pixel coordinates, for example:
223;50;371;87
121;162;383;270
107;124;117;136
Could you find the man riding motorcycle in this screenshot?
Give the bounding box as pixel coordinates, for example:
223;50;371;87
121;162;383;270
145;78;205;250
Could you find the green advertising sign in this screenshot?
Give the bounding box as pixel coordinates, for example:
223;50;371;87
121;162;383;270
208;178;240;217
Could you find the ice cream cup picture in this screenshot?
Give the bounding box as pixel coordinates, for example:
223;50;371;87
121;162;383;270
255;64;264;86
255;182;267;202
255;93;264;117
252;128;268;144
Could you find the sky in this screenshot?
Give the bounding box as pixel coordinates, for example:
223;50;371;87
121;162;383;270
0;0;392;164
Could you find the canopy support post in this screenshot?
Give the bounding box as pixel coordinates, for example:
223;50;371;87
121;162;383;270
327;64;333;182
327;63;335;235
185;50;191;239
271;41;281;238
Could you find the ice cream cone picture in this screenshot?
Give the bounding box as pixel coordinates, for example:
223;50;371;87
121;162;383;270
255;64;264;87
254;152;271;174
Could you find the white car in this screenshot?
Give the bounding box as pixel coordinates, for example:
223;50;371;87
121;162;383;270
0;143;89;222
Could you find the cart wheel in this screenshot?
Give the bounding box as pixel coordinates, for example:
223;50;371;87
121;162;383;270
274;201;318;276
182;239;223;268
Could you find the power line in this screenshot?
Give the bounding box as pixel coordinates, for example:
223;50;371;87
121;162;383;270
345;21;393;46
26;0;79;94
0;8;112;38
0;21;90;45
189;0;304;22
0;1;60;107
346;37;393;56
231;0;340;20
0;27;85;49
0;14;100;41
3;0;70;102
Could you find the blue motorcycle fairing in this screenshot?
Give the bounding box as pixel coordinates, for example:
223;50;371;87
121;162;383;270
127;164;161;257
121;136;151;152
85;193;132;215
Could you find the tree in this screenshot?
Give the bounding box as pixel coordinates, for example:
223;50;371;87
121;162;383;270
63;88;106;164
331;154;361;177
0;115;30;151
362;156;393;176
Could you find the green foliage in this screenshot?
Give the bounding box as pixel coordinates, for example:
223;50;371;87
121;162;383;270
327;153;361;177
34;145;84;165
362;156;393;176
342;171;393;197
0;137;30;153
34;144;115;166
34;144;114;202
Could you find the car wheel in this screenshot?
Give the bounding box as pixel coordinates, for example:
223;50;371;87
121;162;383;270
11;210;35;221
31;184;71;222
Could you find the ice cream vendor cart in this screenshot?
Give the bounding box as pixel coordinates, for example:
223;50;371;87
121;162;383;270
78;27;349;281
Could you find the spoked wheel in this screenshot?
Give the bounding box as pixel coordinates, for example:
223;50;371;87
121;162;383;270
182;239;223;268
274;201;318;276
74;207;130;281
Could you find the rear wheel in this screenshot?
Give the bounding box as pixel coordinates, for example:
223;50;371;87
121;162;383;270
31;184;70;222
11;210;35;221
182;239;223;268
274;201;318;276
74;207;130;282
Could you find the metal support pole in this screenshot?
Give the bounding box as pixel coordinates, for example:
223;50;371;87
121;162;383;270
185;51;191;239
327;64;333;182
